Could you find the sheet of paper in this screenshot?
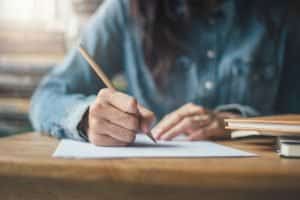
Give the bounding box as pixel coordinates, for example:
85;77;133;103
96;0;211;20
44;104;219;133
53;135;256;159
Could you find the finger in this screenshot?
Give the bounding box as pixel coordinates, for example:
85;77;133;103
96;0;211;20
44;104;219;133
210;118;231;139
191;114;212;125
90;102;139;131
159;117;193;141
217;112;241;119
138;104;156;132
89;133;128;147
159;115;212;141
98;88;138;114
187;120;222;141
178;115;213;137
155;114;213;140
90;118;136;143
152;103;206;139
176;103;206;116
187;129;210;141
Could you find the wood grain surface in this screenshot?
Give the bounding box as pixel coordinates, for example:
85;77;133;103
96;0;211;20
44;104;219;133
0;133;300;200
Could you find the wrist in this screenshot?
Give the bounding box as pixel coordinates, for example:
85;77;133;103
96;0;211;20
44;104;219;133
77;108;90;141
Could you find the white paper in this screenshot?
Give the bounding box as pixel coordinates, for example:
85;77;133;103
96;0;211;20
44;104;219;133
53;135;256;159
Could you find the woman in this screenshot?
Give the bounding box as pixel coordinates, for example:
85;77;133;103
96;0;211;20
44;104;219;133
30;0;300;146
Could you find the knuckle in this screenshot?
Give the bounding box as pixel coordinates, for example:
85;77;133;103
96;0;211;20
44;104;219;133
89;118;98;128
127;98;138;112
98;88;115;102
94;97;104;105
186;103;196;109
149;111;156;119
98;88;110;97
188;102;196;107
184;117;193;125
189;104;204;113
173;113;182;121
127;116;139;130
89;104;98;117
196;106;205;113
125;130;136;142
89;103;103;117
144;109;155;119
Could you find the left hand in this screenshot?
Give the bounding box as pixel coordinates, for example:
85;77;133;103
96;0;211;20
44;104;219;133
152;103;240;141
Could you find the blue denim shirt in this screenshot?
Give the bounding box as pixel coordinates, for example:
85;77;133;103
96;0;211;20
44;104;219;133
30;0;300;141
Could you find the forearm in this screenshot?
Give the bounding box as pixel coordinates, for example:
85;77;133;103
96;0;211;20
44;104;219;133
214;104;260;117
30;81;96;141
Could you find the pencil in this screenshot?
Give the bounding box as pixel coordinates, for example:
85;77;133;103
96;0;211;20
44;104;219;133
78;45;157;143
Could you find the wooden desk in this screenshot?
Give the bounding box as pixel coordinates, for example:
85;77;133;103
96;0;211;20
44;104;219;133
0;133;300;200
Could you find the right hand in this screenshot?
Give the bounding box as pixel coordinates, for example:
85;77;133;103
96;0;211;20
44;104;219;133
85;88;155;146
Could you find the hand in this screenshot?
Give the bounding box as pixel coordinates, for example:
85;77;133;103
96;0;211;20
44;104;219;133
152;103;240;141
85;88;155;146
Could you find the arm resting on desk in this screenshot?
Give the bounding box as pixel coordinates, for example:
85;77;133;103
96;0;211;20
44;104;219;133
29;0;126;141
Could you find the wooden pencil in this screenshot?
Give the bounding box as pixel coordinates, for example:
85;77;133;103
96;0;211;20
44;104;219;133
78;46;114;90
78;45;156;143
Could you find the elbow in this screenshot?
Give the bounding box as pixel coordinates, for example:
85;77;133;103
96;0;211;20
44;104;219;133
29;86;44;133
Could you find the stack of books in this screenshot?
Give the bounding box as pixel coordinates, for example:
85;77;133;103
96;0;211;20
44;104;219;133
225;115;300;158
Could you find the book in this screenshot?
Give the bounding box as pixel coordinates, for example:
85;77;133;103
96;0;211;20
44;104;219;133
225;114;300;136
278;136;300;158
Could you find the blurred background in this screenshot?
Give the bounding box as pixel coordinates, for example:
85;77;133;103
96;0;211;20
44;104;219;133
0;0;103;136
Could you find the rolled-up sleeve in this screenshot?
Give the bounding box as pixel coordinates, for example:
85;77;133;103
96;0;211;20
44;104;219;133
29;0;128;141
215;104;260;117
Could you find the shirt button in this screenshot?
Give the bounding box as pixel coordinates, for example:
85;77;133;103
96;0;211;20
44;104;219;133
207;50;216;59
204;81;215;90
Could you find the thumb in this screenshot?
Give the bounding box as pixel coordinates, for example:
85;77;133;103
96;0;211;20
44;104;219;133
138;104;156;133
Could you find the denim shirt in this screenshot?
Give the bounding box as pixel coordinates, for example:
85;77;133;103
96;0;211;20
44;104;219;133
30;0;300;141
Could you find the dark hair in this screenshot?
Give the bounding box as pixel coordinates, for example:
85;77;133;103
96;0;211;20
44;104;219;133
130;0;298;86
130;0;221;85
